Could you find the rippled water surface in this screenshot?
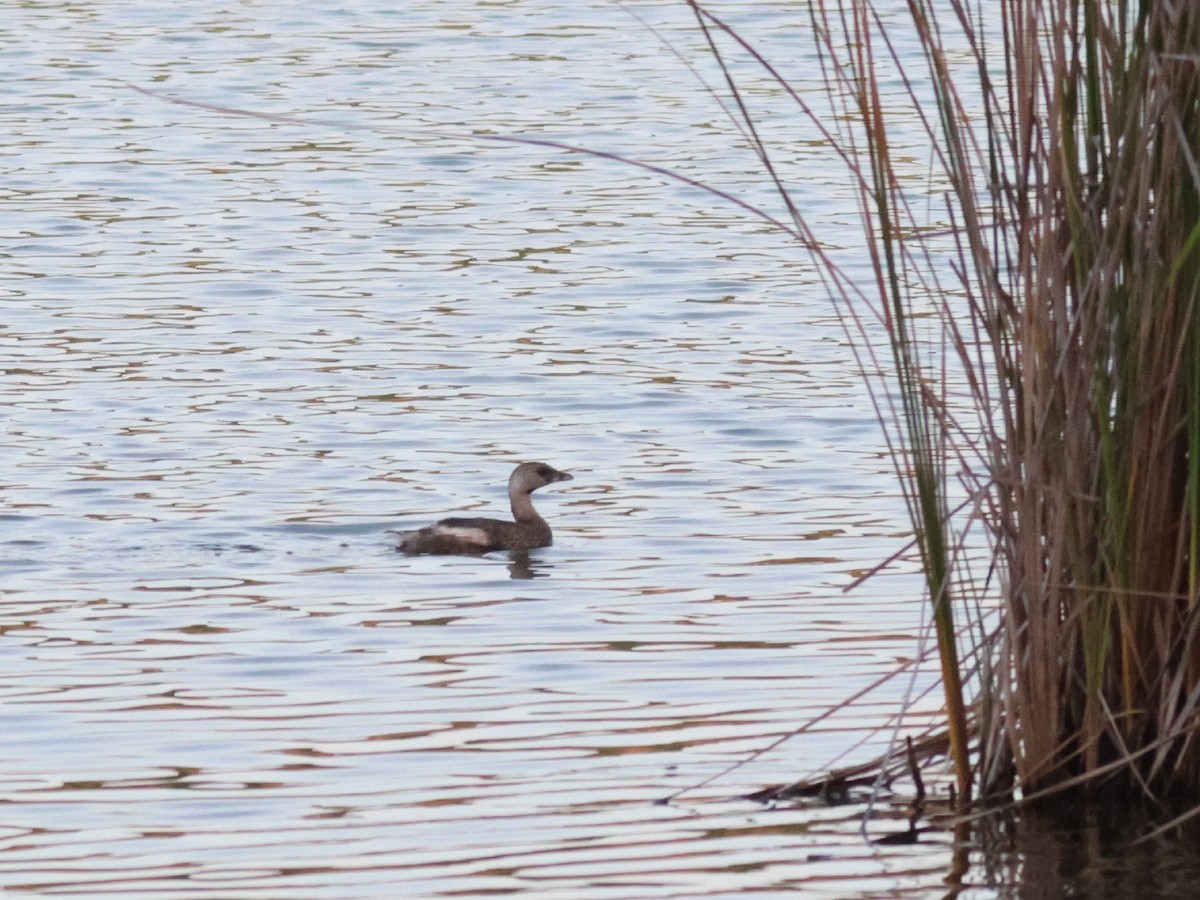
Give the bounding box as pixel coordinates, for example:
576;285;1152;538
1;1;1156;897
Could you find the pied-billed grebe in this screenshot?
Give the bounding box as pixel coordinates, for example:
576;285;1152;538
397;462;573;555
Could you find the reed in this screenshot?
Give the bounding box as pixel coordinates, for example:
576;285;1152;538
685;0;1200;801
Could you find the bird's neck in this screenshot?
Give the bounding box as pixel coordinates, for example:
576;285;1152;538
510;491;542;524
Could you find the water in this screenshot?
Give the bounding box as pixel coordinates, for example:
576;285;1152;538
5;1;1199;897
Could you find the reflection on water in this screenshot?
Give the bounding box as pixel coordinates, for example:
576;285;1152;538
506;551;548;580
966;801;1200;900
2;0;1194;897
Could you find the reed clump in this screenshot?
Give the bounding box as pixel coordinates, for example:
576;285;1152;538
687;0;1200;803
982;0;1200;800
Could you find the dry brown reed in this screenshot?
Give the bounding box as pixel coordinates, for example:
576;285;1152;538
685;0;1200;803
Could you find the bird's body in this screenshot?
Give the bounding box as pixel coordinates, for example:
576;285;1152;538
397;462;572;555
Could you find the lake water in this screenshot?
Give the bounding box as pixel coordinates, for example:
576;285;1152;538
5;1;1200;897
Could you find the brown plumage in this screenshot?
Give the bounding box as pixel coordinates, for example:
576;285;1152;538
397;462;573;555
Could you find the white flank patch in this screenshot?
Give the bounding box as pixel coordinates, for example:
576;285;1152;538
433;525;491;548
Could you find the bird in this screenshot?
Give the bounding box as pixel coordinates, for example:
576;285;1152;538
396;462;573;555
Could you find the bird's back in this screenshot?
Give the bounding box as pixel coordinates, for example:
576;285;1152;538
397;515;552;555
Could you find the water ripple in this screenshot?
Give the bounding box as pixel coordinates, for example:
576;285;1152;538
0;0;959;896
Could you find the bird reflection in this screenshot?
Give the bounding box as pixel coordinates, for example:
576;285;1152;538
507;551;553;580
